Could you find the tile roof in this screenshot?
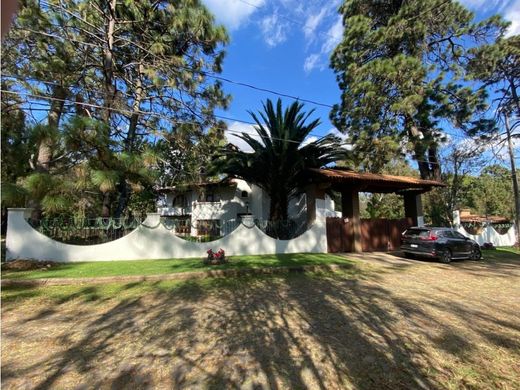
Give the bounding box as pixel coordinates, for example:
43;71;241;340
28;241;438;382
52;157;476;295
309;168;445;192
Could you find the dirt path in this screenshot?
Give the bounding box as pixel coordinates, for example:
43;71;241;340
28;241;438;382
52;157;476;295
2;255;519;389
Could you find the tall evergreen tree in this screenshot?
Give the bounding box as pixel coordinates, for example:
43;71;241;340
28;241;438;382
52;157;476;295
467;35;519;243
1;0;230;218
330;0;507;179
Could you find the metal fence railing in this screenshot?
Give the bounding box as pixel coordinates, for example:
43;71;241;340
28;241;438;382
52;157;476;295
28;216;144;245
27;215;311;245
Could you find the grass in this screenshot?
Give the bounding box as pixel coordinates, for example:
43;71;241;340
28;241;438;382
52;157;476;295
482;246;520;261
1;268;365;306
1;253;355;280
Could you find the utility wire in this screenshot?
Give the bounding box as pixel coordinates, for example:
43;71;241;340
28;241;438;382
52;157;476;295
0;89;343;147
14;5;336;109
3;88;455;167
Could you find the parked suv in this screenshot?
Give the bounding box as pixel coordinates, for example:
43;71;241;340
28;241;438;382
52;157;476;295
401;227;481;263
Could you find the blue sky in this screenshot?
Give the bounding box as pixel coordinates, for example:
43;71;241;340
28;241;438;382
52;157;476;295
202;0;520;152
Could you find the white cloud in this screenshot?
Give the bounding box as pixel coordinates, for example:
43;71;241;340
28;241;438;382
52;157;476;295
457;0;520;35
225;121;264;152
302;14;344;74
504;1;520;37
327;127;347;140
303;53;320;73
303;7;328;40
260;12;289;47
203;0;265;30
300;135;318;147
321;16;343;54
457;0;511;13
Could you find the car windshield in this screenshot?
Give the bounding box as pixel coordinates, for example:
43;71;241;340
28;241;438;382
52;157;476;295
403;228;430;238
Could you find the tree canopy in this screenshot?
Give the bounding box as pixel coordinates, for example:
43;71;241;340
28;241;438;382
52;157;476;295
214;98;348;221
330;0;507;180
1;0;230;218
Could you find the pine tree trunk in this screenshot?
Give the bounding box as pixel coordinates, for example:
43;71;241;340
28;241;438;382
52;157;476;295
114;63;144;218
99;0;117;217
102;192;112;218
504;114;520;246
30;85;67;221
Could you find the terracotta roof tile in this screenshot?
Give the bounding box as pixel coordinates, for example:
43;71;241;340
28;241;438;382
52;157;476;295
309;168;445;190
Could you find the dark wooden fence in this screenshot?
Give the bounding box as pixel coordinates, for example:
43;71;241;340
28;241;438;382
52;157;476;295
326;217;413;253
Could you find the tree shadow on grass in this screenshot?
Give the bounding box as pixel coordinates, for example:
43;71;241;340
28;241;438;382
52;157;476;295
2;271;519;389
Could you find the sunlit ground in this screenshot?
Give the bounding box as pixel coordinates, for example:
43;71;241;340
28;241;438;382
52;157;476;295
2;250;519;389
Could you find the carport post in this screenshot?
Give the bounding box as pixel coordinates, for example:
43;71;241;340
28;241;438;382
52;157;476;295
341;190;362;253
404;192;424;227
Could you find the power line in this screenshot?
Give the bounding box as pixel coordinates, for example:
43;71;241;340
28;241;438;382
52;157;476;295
0;89;342;147
12;6;336;110
3;89;457;168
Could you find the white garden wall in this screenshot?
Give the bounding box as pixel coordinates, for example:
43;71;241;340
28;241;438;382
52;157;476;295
452;210;517;246
457;225;517;247
6;209;328;262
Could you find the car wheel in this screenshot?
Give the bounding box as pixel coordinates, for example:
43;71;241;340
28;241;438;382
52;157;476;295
470;246;481;260
440;249;452;264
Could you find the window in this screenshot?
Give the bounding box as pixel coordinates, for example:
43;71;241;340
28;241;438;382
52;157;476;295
403;228;430;238
440;230;454;238
197;220;219;236
452;231;467;240
173;195;186;208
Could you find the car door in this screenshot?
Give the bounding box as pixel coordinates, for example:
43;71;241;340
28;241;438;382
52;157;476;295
452;230;472;257
440;230;460;256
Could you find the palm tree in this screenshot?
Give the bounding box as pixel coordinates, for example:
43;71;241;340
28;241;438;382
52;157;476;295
216;98;347;221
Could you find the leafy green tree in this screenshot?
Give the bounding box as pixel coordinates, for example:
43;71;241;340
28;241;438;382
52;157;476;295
330;0;506;180
361;160;419;219
468;36;519;242
1;0;230;218
214;99;348;221
423;143;484;225
466;165;514;219
155;122;227;187
468;36;520;118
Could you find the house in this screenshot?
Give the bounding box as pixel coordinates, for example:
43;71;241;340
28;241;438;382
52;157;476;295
156;177;337;237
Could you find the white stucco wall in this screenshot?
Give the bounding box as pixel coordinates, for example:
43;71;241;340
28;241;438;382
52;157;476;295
453;210;517;246
158;180;337;223
457;225;517;247
6;209;328;262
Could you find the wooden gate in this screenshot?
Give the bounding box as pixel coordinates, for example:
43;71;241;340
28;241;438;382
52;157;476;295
326;217;413;253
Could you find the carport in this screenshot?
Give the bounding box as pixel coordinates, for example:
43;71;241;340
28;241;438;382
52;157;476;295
305;168;445;253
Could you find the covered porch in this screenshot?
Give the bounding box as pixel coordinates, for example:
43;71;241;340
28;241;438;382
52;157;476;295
306;168;445;253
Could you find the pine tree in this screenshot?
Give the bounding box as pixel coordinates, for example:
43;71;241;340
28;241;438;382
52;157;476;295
1;0;230;218
330;0;507;180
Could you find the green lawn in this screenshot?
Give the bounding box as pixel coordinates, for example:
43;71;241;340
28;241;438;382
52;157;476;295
482;246;520;261
1;253;355;280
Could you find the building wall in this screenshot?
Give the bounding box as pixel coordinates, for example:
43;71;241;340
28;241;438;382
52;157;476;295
158;179;336;225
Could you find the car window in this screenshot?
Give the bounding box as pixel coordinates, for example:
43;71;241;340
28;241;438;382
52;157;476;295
452;231;467;239
403;228;430;238
441;230;454;238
